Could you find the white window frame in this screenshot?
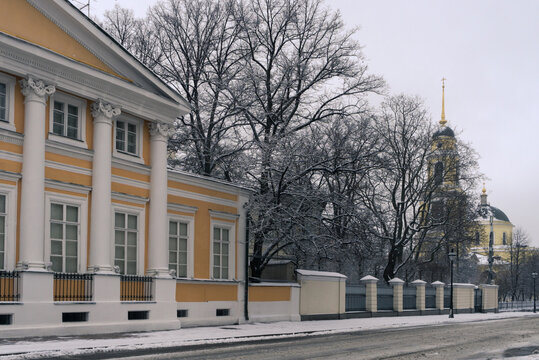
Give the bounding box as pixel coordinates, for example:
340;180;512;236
0;182;16;270
168;214;194;278
210;220;236;280
48;91;88;149
111;203;145;275
113;115;144;164
44;192;88;273
0;73;16;132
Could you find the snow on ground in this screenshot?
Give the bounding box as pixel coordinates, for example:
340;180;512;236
0;312;537;359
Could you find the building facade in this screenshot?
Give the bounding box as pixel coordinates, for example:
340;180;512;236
0;0;274;336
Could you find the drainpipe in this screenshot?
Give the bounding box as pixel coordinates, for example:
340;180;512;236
244;211;250;321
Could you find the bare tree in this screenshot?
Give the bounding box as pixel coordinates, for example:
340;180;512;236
234;0;384;277
151;0;247;178
357;95;480;282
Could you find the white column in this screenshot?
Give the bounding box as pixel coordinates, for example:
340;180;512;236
147;122;174;277
18;77;55;271
88;99;120;273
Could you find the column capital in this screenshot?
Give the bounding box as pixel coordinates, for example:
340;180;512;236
149;122;175;141
20;77;55;103
91;99;121;121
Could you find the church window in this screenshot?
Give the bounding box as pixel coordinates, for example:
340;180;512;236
502;232;506;245
434;162;444;185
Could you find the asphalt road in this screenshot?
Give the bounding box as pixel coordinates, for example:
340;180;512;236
59;316;539;360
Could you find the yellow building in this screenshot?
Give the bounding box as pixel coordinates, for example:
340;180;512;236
0;0;304;338
470;185;514;263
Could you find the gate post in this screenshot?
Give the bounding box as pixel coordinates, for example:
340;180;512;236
412;279;426;311
389;278;404;313
432;281;445;311
360;275;378;313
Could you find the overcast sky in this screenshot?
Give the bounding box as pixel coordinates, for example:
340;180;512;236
79;0;539;246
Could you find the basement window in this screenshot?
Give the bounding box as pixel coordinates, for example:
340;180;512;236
128;310;149;320
62;312;88;322
177;309;188;318
216;309;230;317
0;314;12;325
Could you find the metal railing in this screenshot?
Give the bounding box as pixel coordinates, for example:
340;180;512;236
120;275;153;301
53;273;94;302
345;285;366;311
499;301;535;312
0;271;20;302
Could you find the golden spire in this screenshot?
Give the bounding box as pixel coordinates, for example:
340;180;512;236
482;183;486;194
440;77;447;126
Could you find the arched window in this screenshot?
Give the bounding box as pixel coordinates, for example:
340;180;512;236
502;232;506;245
434;162;444;185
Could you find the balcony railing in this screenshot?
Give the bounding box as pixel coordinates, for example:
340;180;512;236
0;271;20;302
53;273;94;302
120;275;153;301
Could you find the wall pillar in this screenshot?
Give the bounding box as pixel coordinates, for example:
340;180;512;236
389;277;404;312
432;281;445;310
18;77;55;270
88;100;120;273
146;123;174;277
360;275;378;313
412;279;426;311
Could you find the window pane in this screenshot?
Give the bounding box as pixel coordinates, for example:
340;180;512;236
127;232;137;246
222;255;228;268
53;123;64;135
66;225;77;240
66;240;77;256
178;265;187;278
66;206;78;222
115;245;124;260
213;267;220;279
51;203;63;220
169;221;177;235
179;223;187;236
51;256;62;272
213;254;220;267
117;120;125;130
0;255;3;269
67;126;78;139
127;123;136;133
222;266;228;279
126;261;136;275
0;194;6;213
169;251;176;264
213;242;220;255
179;238;187;251
222;229;229;242
67;104;78;116
127;246;136;261
169;237;177;251
115;212;125;228
65;257;77;273
178;252;187;265
0;234;4;251
54;101;64;112
51;240;62;255
115;230;124;244
50;223;63;239
116;138;125;151
214;227;220;241
222;243;229;255
127;215;137;229
0;217;4;232
0;107;5;123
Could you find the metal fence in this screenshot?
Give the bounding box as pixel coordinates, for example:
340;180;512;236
498;301;535;312
345;285;366;311
377;284;393;310
0;271;20;302
120;275;153;301
425;286;436;309
474;288;482;312
53;273;93;302
403;286;416;310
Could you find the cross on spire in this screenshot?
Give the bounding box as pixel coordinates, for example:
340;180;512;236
440;77;447;126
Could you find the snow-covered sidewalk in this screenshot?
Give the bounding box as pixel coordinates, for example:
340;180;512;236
1;312;537;359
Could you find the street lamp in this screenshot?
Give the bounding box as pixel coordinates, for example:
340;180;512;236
532;272;537;314
448;249;457;318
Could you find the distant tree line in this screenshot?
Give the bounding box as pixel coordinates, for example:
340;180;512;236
99;0;483;283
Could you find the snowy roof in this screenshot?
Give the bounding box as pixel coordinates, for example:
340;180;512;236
477;204;511;222
296;269;347;278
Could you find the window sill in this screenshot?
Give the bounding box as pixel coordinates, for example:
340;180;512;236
48;133;88;149
113;150;145;165
0;121;16;133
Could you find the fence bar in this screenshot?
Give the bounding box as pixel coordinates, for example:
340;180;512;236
53;273;93;302
120;275;153;301
0;271;20;302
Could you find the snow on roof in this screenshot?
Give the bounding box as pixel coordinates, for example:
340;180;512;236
296;269;347;278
